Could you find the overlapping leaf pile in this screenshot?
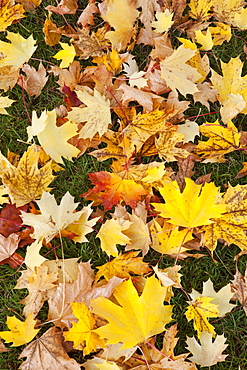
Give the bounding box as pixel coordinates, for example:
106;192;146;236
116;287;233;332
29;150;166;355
1;0;247;368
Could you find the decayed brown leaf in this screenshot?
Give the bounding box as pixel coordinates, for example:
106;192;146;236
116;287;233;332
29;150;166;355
18;63;48;97
0;233;19;263
15;264;58;318
231;266;247;315
18;327;81;369
47;262;123;328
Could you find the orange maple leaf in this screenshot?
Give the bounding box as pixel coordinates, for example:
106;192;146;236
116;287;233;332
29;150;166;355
82;171;146;210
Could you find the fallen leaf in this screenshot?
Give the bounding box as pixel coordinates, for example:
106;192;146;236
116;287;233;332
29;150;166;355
95;251;151;281
186;296;219;338
190;279;235;316
0;0;25;32
0;95;15;114
63;302;105;354
160;45;202;96
188;0;213;21
97;218;131;256
68;88;111;139
24;239;47;271
46;0;78;14
186;332;228;366
0;144;55;207
152;178;226;228
19;327;81;369
211;57;247;122
21;191;84;243
0;314;39;347
0;233;19;263
203;184;247;251
15;264;58;318
18;63;48;97
91;275;173;349
53;42;76;68
194;120;241;162
28;110;80;163
151;9;174;33
0;32;36;70
177;120;199;143
83;171;146;210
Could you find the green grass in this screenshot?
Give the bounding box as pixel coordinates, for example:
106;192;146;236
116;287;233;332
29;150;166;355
1;1;247;369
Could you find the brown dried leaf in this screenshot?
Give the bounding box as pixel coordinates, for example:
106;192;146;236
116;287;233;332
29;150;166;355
15;264;58;318
18;327;81;370
72;29;103;59
45;0;78;14
48;262;122;328
231;267;247;315
77;3;98;27
0;233;19;262
18;63;48;97
43;16;62;46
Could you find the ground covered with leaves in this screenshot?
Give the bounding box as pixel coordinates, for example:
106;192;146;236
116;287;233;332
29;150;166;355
1;0;247;369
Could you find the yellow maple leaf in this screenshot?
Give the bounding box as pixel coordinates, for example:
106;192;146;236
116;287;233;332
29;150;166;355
152;178;226;229
0;95;15;114
188;0;213;21
97;218;131;256
0;32;36;70
67;88;111;139
160;44;202;96
150;219;193;255
21;191;85;243
25;239;47;271
211;57;247;122
186;297;219;338
65;204;99;243
208;22;232;46
0;1;25;32
63;302;105;355
195;29;214;50
0;314;39;346
203;184;247;251
103;0;139;51
0;144;54;207
91;275;173;349
53;42;76;68
95;251;151;281
92;49;123;73
29;110;80;163
121;109;176;159
195;120;241;162
151;9;174;33
155;130;189;161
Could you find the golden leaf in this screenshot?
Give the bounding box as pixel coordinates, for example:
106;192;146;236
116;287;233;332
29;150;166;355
0;314;39;347
0;144;55;207
195;120;241;162
91;275;173;349
63;302;105;354
186;297;219;338
152;178;226;229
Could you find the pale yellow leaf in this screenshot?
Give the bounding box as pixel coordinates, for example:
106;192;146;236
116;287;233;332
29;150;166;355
97;218;131;256
68;89;111;139
160;45;202;96
29;110;80;163
0;32;37;70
